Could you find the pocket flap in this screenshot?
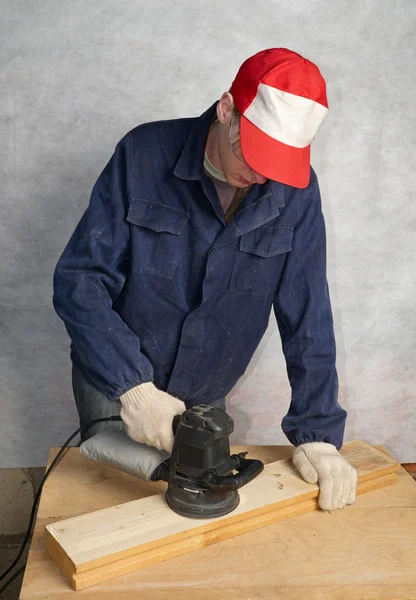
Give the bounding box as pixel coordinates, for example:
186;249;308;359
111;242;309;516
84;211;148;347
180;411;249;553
239;225;294;258
127;199;189;235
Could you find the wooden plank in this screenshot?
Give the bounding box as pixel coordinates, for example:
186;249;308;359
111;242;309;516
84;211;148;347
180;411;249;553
44;440;400;590
48;472;399;591
20;446;416;599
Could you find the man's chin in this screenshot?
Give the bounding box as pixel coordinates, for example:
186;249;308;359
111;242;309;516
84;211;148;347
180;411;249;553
228;175;250;188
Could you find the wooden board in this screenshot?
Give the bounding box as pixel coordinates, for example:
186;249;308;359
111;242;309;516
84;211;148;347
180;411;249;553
19;444;416;599
44;440;400;590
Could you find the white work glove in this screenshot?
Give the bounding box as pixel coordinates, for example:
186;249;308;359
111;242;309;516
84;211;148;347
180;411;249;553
120;383;186;453
292;442;357;511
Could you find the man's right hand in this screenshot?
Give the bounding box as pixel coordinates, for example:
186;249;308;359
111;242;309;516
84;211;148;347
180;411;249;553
120;383;186;453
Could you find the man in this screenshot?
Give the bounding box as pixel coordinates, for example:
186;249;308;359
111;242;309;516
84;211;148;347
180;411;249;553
53;48;357;511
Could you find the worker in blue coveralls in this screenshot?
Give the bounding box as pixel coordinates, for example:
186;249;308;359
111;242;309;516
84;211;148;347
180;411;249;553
53;48;357;511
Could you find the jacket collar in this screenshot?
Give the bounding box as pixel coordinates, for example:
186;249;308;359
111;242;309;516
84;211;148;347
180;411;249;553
173;102;217;181
173;101;287;213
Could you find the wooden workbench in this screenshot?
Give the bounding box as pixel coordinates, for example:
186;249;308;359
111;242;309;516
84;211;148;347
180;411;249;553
19;444;416;599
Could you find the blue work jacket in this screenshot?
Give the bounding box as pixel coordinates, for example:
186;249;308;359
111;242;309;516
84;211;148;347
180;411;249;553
53;102;347;449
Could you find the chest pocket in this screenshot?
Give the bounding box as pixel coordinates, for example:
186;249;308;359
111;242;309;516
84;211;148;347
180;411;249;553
127;199;189;280
230;225;294;295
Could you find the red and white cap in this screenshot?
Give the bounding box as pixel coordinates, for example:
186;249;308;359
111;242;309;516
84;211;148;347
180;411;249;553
230;48;329;188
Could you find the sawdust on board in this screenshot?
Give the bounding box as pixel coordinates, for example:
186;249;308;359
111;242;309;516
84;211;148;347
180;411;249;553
273;473;284;489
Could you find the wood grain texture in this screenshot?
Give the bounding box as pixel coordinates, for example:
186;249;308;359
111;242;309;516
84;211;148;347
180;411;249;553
18;443;416;599
44;440;401;590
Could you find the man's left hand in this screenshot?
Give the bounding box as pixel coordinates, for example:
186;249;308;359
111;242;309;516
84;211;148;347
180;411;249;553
292;442;357;511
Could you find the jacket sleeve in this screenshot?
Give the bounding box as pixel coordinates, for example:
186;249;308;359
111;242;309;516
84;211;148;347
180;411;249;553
273;172;347;449
53;134;154;399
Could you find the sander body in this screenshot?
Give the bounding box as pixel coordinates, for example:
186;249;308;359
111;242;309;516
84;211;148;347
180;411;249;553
80;404;264;519
152;404;264;518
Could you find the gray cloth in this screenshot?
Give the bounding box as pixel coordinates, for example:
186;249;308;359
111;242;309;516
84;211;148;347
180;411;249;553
72;363;125;442
79;428;169;481
72;363;227;479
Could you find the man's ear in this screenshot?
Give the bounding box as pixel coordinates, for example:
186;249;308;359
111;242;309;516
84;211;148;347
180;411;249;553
216;92;234;125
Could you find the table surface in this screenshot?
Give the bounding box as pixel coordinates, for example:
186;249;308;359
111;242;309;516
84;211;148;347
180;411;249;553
19;444;416;600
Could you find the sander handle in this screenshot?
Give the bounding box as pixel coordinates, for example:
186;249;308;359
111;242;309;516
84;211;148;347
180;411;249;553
201;453;264;491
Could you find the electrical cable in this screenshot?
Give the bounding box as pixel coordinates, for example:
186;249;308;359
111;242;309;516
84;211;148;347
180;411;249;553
0;415;123;592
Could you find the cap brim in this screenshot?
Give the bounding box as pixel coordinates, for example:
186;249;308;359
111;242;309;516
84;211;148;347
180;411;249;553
240;115;311;188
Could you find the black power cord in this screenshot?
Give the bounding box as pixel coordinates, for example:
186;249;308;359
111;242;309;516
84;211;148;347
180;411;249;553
0;415;123;593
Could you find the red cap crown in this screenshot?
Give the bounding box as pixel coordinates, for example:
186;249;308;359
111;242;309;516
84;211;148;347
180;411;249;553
230;48;329;188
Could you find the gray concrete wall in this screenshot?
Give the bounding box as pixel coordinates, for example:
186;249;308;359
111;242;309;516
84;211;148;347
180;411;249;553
1;1;415;467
